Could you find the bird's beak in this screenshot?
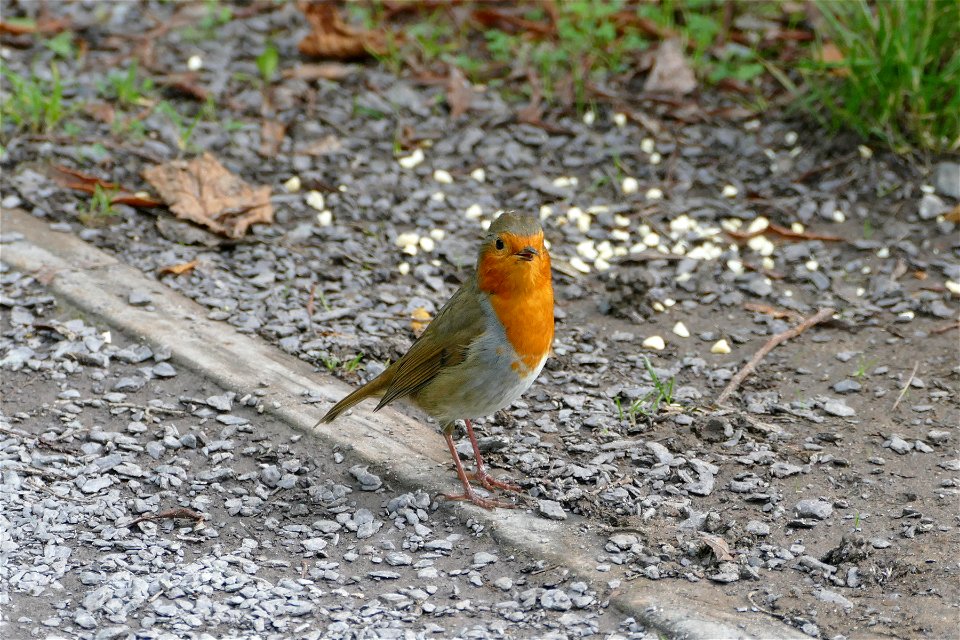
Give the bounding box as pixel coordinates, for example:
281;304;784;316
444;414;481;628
515;246;539;261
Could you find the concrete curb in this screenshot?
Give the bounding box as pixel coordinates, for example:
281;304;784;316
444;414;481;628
1;207;806;639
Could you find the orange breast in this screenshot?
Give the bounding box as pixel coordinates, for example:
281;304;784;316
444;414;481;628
488;284;554;371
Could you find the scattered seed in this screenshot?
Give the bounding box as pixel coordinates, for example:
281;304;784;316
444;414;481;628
711;339;731;354
283;176;302;193
569;257;591;273
613;112;627;128
433;169;453;184
641;138;656;154
465;204;483;219
582;111;595;125
721;185;738;198
645;187;663;200
621;177;639;195
187;54;203;71
398;149;424;169
306;191;325;211
316;210;332;227
470;167;486;182
642;335;665;350
672;322;690;338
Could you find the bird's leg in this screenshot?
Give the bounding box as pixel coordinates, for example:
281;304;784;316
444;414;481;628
441;426;514;509
463;419;520;492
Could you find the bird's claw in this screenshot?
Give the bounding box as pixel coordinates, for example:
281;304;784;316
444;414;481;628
466;470;520;493
442;489;517;510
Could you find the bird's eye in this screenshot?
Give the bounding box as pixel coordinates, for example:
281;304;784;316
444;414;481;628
495;237;505;250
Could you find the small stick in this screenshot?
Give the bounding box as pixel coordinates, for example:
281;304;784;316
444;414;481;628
716;308;835;406
892;361;920;411
931;319;960;334
129;507;206;528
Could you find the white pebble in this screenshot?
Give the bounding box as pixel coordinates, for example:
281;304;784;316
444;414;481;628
785;131;798;145
187;54;203;71
587;204;609;214
610;229;630;242
316;210;332;226
566;206;584;222
711;339;731;354
465;204;483;219
643;232;660;247
642;335;665;350
663;298;676;307
583;110;595;126
670;215;694;233
470;167;486;182
594;257;611;271
621;177;639;195
480;219;491;230
433;169;453;184
613;246;627;257
645;188;663;200
539;205;553;220
747;217;769;234
672;322;690;338
805;259;819;271
576;240;598;260
721;184;739;198
877;247;890;258
569;257;591;273
398;262;410;275
398;149;425;169
652;301;665;312
856;287;865;296
613;112;627;128
946;281;960;295
596;240;613;259
429;229;446;241
858;145;873;159
614;214;630;227
721;218;743;232
727;259;744;274
283;176;301;193
832;210;846;222
553;176;578;188
761;257;775;270
419;236;435;252
649;152;662;165
641;138;656;154
430;191;445;202
396;232;420;248
791;222;804;233
747;235;775;256
306;190;325;211
577;213;592;233
338;184;348;192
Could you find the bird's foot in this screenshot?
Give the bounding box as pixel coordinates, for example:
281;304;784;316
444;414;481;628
467;469;521;493
442;488;516;510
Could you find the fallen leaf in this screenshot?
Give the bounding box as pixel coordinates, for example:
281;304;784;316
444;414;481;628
282;62;357;81
744;302;803;323
142;153;273;239
298;1;386;59
156;72;209;101
818;42;849;76
158;259;199;276
0;16;71;36
612;11;673;39
471;8;554;36
727;223;844;243
410;307;432;337
644;38;697;95
945;204;960;223
699;532;735;562
84;101;116;124
297;134;343;156
49;165;163;208
445;65;472;119
259;119;286;158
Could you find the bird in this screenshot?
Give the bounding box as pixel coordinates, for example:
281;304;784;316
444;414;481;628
317;212;554;508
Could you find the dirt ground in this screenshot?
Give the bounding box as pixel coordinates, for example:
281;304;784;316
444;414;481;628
2;2;958;638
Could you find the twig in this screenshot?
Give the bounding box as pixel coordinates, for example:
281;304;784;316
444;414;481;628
715;308;835;406
931;319;960;334
747;590;787;621
129;507;206;528
99;401;186;416
891;361;920;411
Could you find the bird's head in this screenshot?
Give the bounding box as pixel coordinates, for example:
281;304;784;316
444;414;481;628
476;213;552;296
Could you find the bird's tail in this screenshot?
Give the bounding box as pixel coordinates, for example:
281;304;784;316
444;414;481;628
315;375;389;426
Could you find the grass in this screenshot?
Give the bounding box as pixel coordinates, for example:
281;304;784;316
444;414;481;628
800;0;960;153
615;356;676;424
0;63;65;134
78;184;118;227
256;43;279;84
155;98;215;152
320;352;365;374
100;60;154;106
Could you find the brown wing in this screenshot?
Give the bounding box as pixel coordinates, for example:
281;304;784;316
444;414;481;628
375;278;485;410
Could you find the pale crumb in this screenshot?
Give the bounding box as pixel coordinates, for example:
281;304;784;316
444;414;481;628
710;339;731;354
187;54;203;71
583;110;596;125
643;232;660;247
566;206;584;221
791;222;804;233
283;176;301;193
764;148;777;160
637;224;651;236
430;259;441;267
744;119;760;130
721;184;738;198
419;236;435;252
433;169;453;184
641;138;656;154
553;176;578;188
856;287;866;296
398;262;410;275
610;229;630;242
402;244;418;256
569;257;591;273
920;184;935;194
652;301;665;312
612;246;627;257
663;298;676;307
429;228;446;241
338;184;348;192
784;290;793;297
805;259;819;271
614;214;630;227
675;272;691;282
621;177;639;195
761;257;775;270
577;214;591;233
430;191;445;202
645;187;663;200
576;240;598;260
669;215;694;233
613;112;627;128
672;322;690;338
877;247;890;258
746;217;769;234
747;235;775;257
671;241;687;255
480;219;491;230
464;204;483;219
594;257;611;271
642;335;665;350
305;190;325;211
539;205;554;220
860;265;871;274
832;210;846;223
398;148;425;169
587;204;609;214
101;331;112;344
945;281;960;295
789;146;802;158
785;131;798;146
470;167;486;182
649;152;662;165
396;232;419;247
687;242;722;261
316;210;332;226
898;310;915;321
858;145;873;159
721;218;742;232
629;242;646;253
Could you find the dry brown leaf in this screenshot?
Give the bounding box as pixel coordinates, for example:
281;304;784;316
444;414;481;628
142;153;273;239
259;119;286;158
471;8;554;36
298;2;386;59
945;204;960;223
743;302;803;323
644;39;697;95
49;164;163;208
282;62;357;81
818;42;849;77
0;16;71;36
446;65;472;120
410;307;432;337
699;532;735;562
84;101;116;124
158;259;199;276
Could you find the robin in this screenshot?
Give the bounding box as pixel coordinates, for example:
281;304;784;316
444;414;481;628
318;213;554;508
